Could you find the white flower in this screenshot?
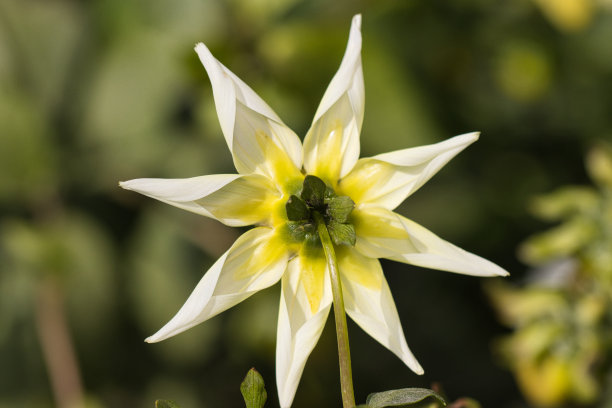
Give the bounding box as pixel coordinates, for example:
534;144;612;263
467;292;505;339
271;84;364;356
120;15;508;408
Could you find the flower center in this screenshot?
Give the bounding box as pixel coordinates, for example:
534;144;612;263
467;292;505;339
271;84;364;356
285;175;356;246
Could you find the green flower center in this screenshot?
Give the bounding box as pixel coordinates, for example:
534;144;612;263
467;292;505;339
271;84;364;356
285;175;356;246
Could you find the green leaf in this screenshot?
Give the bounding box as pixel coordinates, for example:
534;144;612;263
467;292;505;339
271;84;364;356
301;175;326;208
240;368;267;408
327;195;354;223
327;220;356;246
286;195;310;221
155;400;180;408
365;388;446;408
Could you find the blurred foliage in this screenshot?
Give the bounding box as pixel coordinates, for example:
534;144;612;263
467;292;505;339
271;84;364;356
1;0;612;407
489;143;612;407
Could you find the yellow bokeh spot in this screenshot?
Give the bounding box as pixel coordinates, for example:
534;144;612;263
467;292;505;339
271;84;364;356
533;0;594;32
516;357;571;407
495;41;552;102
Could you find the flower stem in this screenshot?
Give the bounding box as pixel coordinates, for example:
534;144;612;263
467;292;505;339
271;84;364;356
313;211;356;408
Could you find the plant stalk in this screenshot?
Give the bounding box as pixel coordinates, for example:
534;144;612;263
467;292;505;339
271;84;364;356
313;211;355;408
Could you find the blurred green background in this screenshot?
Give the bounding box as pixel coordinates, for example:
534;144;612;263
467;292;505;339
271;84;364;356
2;0;612;407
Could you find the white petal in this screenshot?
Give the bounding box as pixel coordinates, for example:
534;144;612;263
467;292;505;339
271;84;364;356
146;227;289;342
303;14;364;183
276;256;332;408
194;43;303;181
354;207;509;277
338;132;479;210
338;247;423;374
119;174;281;227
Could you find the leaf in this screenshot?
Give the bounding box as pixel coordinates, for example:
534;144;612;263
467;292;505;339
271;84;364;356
365;388;446;408
240;368;267;408
155;400;180;408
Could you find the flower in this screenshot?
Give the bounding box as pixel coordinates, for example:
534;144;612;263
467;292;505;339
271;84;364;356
120;14;509;408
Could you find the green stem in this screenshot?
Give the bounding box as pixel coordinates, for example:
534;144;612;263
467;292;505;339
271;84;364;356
313;211;355;408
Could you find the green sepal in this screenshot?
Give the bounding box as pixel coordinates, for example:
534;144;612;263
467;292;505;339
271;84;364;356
327;195;354;223
364;388;446;408
327;220;356;246
155;400;180;408
240;368;267;408
286;221;316;243
324;185;337;200
301;175;326;208
286;195;310;221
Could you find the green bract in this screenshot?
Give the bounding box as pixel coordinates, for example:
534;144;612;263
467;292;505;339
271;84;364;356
285;175;356;246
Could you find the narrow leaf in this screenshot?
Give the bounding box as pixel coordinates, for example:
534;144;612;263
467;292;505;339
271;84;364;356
366;388;446;408
155;400;180;408
240;368;267;408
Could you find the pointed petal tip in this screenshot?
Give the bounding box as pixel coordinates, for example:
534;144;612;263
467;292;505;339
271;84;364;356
194;42;215;64
194;43;213;62
487;266;510;278
405;356;424;375
351;14;362;28
457;131;480;143
145;333;163;343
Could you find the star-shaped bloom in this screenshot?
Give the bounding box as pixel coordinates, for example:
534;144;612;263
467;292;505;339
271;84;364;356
120;15;508;408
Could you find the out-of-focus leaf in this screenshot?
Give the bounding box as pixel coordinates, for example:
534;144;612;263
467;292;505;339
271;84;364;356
514;356;572;407
586;142;612;188
487;282;568;326
499;321;565;360
365;388;446;407
0;0;84;113
155;400;180;408
528;186;599;221
519;218;597;264
0;88;58;201
0;213;115;341
229;0;302;26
